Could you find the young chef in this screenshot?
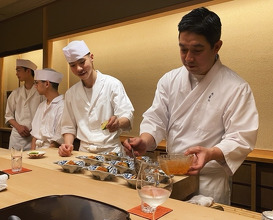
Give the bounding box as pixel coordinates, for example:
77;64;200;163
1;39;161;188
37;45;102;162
31;68;64;149
123;7;259;205
5;59;45;150
58;40;134;156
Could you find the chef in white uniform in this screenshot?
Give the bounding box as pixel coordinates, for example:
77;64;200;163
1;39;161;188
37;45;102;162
58;40;134;157
30;68;64;149
5;59;45;151
123;7;259;205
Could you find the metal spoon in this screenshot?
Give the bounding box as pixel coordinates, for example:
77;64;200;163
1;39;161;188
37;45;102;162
128;138;140;175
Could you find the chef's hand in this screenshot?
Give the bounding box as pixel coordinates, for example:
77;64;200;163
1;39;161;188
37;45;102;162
16;125;31;137
106;116;120;132
184;146;225;175
123;137;148;157
58;144;73;157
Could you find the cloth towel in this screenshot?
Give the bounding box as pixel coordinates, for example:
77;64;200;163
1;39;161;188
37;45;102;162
187;195;214;207
0;174;8;191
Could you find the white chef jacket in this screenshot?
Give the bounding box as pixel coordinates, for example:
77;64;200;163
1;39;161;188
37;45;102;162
5;85;45;150
61;71;134;153
31;95;64;148
140;58;259;204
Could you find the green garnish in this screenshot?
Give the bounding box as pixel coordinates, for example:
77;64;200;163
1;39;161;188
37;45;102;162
29;152;39;154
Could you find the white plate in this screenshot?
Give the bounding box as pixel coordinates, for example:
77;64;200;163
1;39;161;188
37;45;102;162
27;151;46;159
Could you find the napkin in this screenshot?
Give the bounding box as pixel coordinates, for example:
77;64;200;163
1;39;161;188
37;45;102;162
186;195;214;207
128;205;173;220
0;173;8;191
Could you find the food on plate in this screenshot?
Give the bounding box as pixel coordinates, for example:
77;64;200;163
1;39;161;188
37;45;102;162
136;156;150;162
96;166;108;172
101;120;108;130
152;168;160;174
129;175;137;179
29;151;39;154
66;160;77;165
109;152;117;156
88;155;96;159
108;152;118;156
98;151;121;161
27;151;46;159
116;162;129;167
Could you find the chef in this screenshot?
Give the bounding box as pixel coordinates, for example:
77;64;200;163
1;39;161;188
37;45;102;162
123;7;259;205
5;59;45;151
31;68;64;149
58;40;134;157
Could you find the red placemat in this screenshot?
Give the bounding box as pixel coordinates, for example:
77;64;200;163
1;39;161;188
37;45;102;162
2;168;32;175
128;205;173;220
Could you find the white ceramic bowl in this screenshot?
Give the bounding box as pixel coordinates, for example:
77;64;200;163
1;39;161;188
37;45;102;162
121;173;137;188
54;160;85;173
85;165;118;181
98;152;122;161
76;155;104;166
108;160;134;174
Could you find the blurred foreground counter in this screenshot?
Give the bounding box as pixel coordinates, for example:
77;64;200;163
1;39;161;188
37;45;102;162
0;147;262;219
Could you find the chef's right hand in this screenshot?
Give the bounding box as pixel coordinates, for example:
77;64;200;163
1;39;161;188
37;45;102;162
17;125;31;137
58;144;73;157
123;137;147;157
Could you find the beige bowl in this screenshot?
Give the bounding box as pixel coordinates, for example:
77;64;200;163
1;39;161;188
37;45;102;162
158;154;193;175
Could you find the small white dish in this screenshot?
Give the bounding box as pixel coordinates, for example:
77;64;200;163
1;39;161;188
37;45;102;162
54;160;85;173
136;156;151;163
76;155;104;166
121;173;137;188
98;151;122;161
108;160;134;174
27;151;46;159
85;165;118;181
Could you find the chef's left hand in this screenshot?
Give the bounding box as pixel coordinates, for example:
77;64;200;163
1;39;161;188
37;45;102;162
184;146;224;175
106;116;120;132
184;146;211;175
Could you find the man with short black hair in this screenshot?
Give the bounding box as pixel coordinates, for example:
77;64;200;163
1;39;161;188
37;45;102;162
5;59;45;150
123;7;259;204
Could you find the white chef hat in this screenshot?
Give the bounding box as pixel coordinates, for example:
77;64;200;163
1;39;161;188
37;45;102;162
62;40;90;63
16;59;37;70
34;68;63;84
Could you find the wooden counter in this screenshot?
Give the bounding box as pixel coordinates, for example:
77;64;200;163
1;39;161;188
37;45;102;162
247;149;273;163
0;147;198;200
0;148;261;219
